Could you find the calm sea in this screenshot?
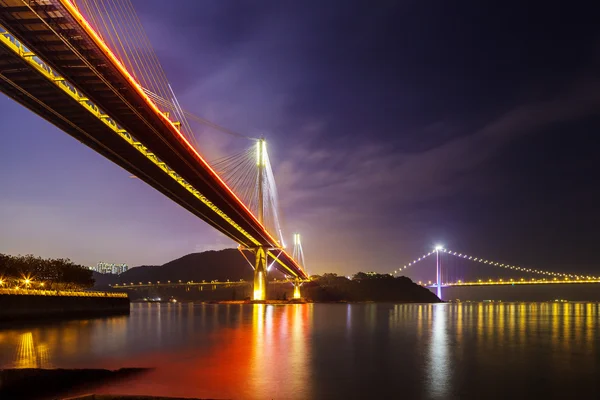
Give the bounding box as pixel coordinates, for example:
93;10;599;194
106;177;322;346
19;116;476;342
1;302;599;399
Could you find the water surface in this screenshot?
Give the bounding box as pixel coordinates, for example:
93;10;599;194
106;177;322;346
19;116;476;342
1;302;599;399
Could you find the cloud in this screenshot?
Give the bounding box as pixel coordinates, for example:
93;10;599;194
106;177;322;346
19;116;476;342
277;77;600;232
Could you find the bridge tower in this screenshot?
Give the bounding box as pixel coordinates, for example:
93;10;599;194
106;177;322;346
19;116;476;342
292;233;305;299
253;138;268;300
435;245;443;300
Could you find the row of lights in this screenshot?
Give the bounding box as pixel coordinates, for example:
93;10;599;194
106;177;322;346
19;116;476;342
114;279;242;287
392;245;597;282
448;276;600;285
0;277;45;288
415;276;600;287
392;251;435;275
441;248;598;280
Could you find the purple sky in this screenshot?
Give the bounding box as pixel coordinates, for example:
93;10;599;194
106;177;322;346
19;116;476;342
1;1;599;279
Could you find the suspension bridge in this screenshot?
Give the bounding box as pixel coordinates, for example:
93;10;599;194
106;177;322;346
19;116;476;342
0;0;308;300
390;246;600;300
0;0;597;302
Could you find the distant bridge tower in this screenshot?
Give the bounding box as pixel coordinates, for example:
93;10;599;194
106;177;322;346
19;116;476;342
435;245;443;300
292;233;306;299
253;138;268;300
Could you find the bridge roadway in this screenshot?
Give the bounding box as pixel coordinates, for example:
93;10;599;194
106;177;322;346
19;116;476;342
0;0;307;280
113;279;304;289
426;278;600;288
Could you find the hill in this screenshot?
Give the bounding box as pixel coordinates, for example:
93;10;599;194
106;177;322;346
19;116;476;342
94;250;440;303
302;272;441;302
94;248;282;287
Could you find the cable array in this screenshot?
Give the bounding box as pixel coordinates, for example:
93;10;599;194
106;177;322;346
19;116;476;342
210;142;284;245
73;0;253;147
74;0;195;143
143;89;255;140
441;248;598;280
292;234;307;272
391;247;598;282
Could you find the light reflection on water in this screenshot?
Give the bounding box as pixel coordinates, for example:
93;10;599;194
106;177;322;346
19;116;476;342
1;302;600;399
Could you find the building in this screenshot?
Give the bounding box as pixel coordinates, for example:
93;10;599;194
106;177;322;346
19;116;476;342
89;262;129;275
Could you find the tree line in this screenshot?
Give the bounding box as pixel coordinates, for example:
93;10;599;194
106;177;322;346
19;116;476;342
0;253;94;289
303;272;440;302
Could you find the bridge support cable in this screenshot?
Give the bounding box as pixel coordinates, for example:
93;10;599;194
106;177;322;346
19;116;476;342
75;0;191;137
440;248;598;282
210;139;285;247
237;246;256;270
75;0;254;146
388;245;598;291
391;251;435;276
142;88;256;140
292;233;307;274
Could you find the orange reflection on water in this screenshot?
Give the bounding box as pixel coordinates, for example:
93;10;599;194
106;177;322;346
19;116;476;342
94;304;313;400
13;332;52;369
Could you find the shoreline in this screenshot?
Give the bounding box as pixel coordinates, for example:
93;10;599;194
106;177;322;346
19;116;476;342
132;299;442;305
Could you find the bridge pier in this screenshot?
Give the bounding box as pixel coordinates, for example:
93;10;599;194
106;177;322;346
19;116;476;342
293;278;302;299
253;247;268;300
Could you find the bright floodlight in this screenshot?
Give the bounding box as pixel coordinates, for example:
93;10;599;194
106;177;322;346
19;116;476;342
435;245;444;251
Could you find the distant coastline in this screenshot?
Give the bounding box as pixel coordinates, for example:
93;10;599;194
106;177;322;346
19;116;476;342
95;249;441;304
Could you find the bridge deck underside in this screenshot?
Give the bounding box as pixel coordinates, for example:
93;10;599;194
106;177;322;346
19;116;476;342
0;44;254;242
0;0;307;279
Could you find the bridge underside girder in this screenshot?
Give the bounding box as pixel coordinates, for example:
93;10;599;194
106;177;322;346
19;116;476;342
0;42;250;243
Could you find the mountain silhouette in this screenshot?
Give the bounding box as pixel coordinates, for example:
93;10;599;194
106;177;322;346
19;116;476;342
93;248;283;287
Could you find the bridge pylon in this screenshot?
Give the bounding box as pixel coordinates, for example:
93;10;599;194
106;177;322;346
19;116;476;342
292;277;302;299
253;138;268;301
253;247;268;300
435;245;443;300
